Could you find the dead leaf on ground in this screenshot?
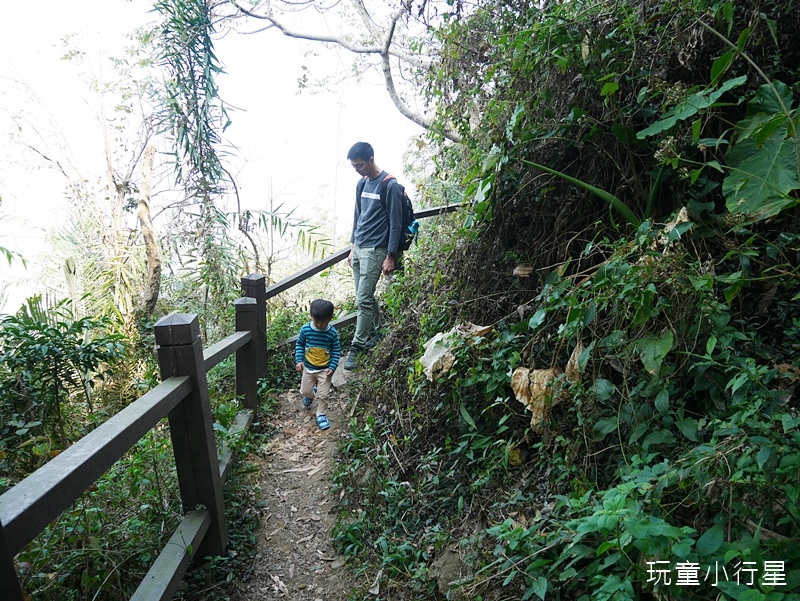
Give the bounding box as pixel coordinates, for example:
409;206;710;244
307;461;326;477
564;340;586;383
270;574;289;595
511;366;564;430
368;568;383;595
281;465;315;474
420;322;494;381
455;321;494;337
512;342;588;430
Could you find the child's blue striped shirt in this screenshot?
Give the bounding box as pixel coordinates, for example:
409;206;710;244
295;323;341;371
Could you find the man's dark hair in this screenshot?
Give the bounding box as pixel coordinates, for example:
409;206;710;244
347;142;374;162
310;299;335;321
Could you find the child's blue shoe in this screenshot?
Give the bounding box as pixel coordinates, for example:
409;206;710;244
302;397;313;408
317;415;330;430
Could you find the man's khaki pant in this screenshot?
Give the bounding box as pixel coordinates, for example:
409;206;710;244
350;244;385;348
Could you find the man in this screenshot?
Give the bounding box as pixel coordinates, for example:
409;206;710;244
343;141;403;370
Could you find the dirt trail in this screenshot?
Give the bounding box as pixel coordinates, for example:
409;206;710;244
226;376;362;601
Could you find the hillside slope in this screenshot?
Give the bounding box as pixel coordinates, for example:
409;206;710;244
330;1;800;599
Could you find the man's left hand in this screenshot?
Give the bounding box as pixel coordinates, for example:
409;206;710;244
382;255;395;275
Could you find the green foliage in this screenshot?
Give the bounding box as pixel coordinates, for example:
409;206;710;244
153;0;227;194
333;0;800;596
520;157;642;227
152;0;252;336
0;243;26;267
723;81;800;222
0;301;126;455
331;413;471;596
16;429;182;600
637;76;748;140
250;202;333;262
335;191;800;598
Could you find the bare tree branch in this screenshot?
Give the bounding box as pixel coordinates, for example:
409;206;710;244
228;0;463;142
352;0;384;45
231;0;430;66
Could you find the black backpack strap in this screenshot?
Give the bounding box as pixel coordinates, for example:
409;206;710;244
379;174;397;209
356;175;367;200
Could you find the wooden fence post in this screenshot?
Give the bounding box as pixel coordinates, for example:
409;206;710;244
241;274;267;379
235;297;258;409
154;313;227;556
0;521;23;601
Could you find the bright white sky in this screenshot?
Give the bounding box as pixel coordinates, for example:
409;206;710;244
0;0;423;313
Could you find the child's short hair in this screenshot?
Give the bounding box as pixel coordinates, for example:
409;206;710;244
310;299;334;321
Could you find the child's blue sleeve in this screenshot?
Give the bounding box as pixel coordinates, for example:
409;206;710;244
328;329;341;371
295;327;305;365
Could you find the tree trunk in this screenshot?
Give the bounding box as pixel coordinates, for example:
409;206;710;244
137;145;162;317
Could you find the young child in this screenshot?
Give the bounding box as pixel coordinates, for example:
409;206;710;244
294;299;341;430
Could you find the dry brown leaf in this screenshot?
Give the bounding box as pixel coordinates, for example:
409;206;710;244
564;340;586;383
513;265;535;277
280;466;314;474
369;568;383;595
512;366;565;430
270;574;289;595
456;322;494;337
307;461;326;477
529;367;564;419
420;323;493;381
511;367;532;406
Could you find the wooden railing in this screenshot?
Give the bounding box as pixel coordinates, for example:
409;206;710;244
0;203;461;600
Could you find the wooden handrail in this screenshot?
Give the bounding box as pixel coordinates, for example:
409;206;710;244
265;247;351;300
0;376;192;555
0;277;269;600
264;203;464;301
204;330;251;371
131;510;210;601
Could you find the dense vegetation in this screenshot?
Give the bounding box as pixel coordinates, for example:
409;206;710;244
2;0;799;599
329;0;800;599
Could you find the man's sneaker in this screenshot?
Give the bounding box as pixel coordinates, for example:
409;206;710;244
317;414;330;430
302;397;313;408
343;347;362;370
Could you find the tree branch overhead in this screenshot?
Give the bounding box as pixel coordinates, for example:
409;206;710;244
228;0;462;142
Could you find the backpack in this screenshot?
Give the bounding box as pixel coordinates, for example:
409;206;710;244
357;174;420;252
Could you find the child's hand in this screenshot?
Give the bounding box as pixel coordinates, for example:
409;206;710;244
296;362;304;373
326;368;334;377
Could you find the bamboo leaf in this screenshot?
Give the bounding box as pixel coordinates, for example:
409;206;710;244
521;159;640;226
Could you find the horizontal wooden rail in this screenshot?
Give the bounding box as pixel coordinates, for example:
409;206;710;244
414;203;463;219
218;410;255;484
204;330;252;371
264;203;464;301
0;376;192;555
265;247;351;301
0;284;267;600
270;311;358;350
130;509;210;601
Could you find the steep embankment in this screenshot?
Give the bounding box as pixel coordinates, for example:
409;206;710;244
317;0;800;599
